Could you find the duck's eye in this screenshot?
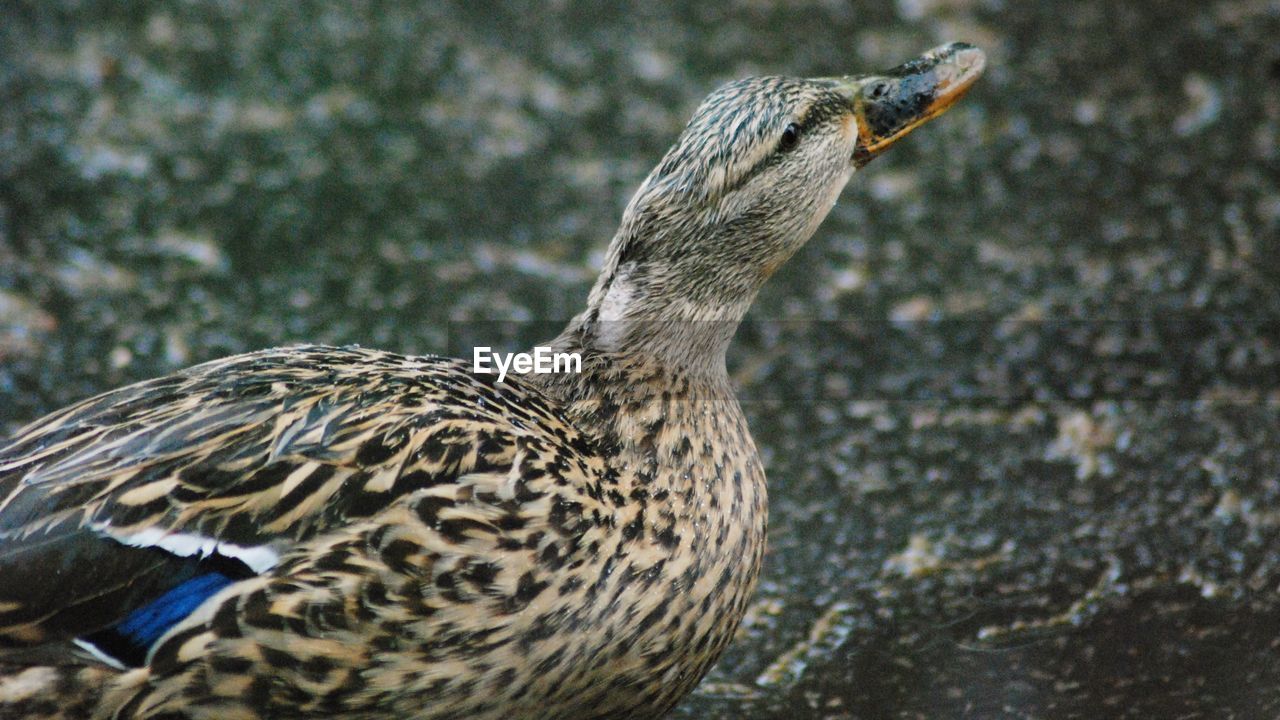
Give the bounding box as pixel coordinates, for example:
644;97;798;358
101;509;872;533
778;123;802;153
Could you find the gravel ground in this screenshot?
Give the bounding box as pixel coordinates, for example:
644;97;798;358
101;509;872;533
2;1;1279;718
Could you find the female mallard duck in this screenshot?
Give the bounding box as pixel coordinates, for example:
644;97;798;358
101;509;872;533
0;44;983;719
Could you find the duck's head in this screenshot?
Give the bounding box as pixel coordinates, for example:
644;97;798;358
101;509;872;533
576;43;985;365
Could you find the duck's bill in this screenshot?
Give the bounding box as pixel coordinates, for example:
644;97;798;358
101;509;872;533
831;42;986;166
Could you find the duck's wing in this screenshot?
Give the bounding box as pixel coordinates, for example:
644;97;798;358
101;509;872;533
0;345;613;667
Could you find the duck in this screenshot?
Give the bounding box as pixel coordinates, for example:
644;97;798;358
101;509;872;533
0;43;984;720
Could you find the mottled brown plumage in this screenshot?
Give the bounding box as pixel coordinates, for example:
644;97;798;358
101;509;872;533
0;44;983;719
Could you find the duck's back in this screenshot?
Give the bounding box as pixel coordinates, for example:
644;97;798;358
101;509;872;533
0;345;656;718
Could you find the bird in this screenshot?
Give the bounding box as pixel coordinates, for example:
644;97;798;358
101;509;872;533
0;43;984;720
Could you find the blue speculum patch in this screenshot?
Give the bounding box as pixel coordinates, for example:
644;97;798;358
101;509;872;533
85;572;235;666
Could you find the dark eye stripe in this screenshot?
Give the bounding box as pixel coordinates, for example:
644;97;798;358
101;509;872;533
713;93;850;197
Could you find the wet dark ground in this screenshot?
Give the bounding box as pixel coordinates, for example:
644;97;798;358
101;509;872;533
3;1;1280;718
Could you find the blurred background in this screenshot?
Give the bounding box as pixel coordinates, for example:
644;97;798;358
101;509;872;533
2;1;1279;717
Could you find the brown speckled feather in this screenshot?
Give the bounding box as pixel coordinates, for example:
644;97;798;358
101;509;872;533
0;346;611;635
2;344;761;719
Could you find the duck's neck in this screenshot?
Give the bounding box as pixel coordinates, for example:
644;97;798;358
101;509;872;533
527;217;754;451
529;254;757;495
544;222;770;380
